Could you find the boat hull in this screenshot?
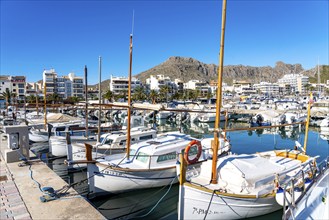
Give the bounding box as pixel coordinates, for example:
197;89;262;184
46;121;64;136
178;184;281;219
87;164;177;195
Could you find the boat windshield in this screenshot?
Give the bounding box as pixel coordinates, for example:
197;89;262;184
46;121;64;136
136;152;149;163
129;149;137;157
103;138;113;145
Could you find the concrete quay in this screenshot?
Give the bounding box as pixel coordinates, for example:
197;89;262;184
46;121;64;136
0;134;105;220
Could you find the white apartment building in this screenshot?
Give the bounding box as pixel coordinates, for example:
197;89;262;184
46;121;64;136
109;75;141;94
25;82;42;96
174;79;184;92
0;75;26;100
232;80;256;95
184;80;209;96
42;69;84;99
253;82;279;95
145;75;172;91
278;74;309;94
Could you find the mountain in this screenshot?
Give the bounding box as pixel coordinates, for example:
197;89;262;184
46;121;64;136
91;56;327;88
135;56;321;84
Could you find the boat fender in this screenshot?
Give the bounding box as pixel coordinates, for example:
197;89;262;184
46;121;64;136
184;140;202;164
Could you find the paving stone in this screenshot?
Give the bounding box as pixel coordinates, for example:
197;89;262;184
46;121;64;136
8;201;24;208
3;189;17;195
7;196;22;204
14;213;31;220
0;210;13;218
10;205;28;216
5;193;20;200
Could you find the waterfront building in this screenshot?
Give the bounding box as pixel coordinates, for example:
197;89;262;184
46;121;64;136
232;80;256;95
0;75;26;100
184;80;209;97
42;69;84;99
278;73;309;94
253;82;279;95
109;75;141;95
25;82;42;96
174;79;184;93
145;75;173;91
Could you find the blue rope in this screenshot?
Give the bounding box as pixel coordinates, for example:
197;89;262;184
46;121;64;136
28;164;44;193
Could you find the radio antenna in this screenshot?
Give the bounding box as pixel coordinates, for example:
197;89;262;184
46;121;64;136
131;10;135;36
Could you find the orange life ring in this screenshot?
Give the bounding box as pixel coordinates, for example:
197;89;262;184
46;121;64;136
184;140;202;164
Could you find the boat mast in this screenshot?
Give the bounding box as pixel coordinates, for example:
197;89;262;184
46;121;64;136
126;12;134;160
303;92;312;153
97;57;102;142
85;65;89;139
35;83;39;116
211;0;227;184
43;78;47;130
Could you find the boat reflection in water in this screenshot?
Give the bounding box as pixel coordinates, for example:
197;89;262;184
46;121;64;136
90;184;179;220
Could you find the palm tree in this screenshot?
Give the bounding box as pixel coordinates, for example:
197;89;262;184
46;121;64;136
132;86;146;102
149;90;158;104
10;92;17;114
159;85;170;102
206;91;213;103
103;90;114;103
1;88;12;115
194;89;201;101
26;95;36;104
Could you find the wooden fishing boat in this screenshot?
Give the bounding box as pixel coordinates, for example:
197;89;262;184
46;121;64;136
177;1;319;219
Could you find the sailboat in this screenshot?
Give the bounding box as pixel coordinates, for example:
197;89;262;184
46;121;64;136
177;1;319;219
85;31;231;196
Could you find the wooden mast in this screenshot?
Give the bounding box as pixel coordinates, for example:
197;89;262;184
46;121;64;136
35;83;39;116
43;78;47;130
97;57;102;142
303;92;312;153
126;33;133;160
211;0;227;184
84;65;89;139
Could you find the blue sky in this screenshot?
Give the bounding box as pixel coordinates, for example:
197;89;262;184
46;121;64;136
1;0;328;85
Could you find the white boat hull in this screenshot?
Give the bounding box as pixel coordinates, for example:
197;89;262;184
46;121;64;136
88;164;177;195
179;184;281;219
49;136;96;157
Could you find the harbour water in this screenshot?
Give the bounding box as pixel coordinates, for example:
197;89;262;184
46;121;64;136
32;120;329;220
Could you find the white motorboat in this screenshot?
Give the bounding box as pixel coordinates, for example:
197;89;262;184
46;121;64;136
27;113;84;143
86;131;231;196
49;126;97;157
68;126;157;168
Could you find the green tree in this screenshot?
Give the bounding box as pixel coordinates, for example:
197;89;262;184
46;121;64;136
206;91;213;102
149;90;158;104
47;93;62;104
132;86;146;102
159;85;171;102
103;90;114;102
194;89;201;101
1;88;12;114
64;96;80;105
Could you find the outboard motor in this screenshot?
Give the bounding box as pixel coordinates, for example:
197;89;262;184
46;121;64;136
280;114;287;124
256;114;264;126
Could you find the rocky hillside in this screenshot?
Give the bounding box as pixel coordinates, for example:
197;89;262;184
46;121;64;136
135;56;323;84
91;56;327;88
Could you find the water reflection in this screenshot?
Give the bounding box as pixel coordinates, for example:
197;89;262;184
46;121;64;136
91;184;178;220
